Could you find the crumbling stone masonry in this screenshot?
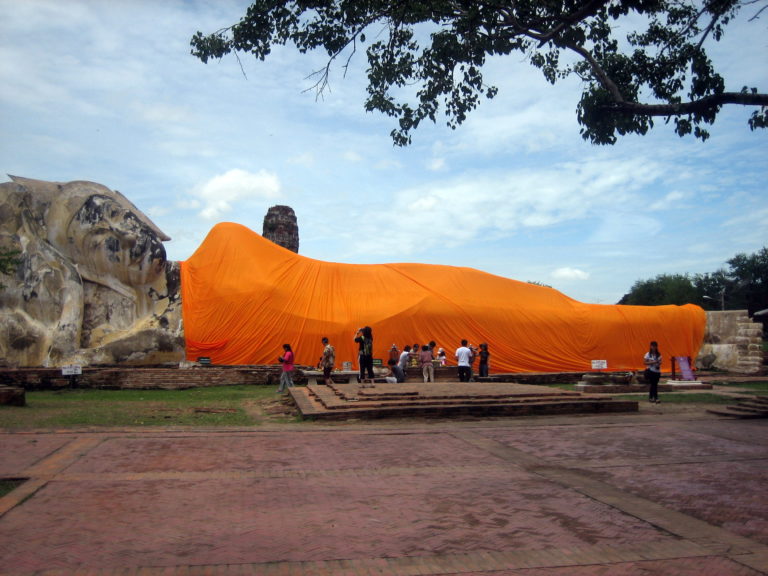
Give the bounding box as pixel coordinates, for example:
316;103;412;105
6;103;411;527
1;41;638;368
262;205;299;253
698;310;764;374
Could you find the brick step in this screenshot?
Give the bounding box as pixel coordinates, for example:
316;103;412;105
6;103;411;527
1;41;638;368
292;386;637;420
707;407;768;419
353;387;584;401
730;406;768;415
315;394;618;411
308;383;617;411
327;382;583;399
314;382;584;403
707;395;768;418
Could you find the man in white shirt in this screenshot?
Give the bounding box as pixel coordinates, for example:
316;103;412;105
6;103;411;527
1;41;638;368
455;339;472;382
397;345;411;381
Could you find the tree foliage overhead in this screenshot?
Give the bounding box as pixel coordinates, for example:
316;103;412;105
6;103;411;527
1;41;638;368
618;247;768;316
191;0;768;145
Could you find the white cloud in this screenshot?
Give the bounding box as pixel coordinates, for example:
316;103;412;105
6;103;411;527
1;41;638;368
649;190;688;211
551;267;590;281
588;214;663;244
289;153;316;166
343;150;363;163
191;169;281;220
348;153;670;258
428;158;446;171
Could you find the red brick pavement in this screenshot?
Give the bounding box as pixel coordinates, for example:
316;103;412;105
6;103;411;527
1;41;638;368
0;411;766;575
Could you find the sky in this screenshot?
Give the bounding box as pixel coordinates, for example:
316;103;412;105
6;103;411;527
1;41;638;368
1;0;766;305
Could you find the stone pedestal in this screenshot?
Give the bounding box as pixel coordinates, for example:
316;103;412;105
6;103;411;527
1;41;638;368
0;385;25;406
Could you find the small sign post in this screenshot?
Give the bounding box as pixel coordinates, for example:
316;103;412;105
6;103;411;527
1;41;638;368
591;360;608;370
61;364;82;388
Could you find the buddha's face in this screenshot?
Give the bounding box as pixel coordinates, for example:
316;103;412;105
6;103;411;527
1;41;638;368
66;194;166;287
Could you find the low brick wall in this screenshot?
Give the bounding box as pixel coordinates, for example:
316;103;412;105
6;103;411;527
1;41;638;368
0;365;621;391
0;365;314;391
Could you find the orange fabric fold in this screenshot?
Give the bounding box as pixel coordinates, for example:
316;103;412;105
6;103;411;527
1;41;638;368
185;339;229;351
181;222;706;372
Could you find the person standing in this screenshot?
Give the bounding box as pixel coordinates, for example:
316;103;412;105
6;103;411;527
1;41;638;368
355;326;375;382
320;337;335;385
388;343;400;365
478;343;490;378
277;343;295;393
467;343;479;381
398;345;411;381
643;340;663;404
419;344;435;383
455;339;472;382
437;347;447;366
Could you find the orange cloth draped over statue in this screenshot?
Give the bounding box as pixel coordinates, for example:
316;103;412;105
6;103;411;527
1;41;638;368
180;222;706;373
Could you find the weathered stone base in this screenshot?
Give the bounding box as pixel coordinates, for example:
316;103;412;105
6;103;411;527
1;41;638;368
699;310;765;374
0;385;25;406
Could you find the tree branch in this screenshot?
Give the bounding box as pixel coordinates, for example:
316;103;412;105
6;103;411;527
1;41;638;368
603;91;768;117
562;41;626;103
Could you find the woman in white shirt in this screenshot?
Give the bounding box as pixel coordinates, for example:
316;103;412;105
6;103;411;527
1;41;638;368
643;341;662;404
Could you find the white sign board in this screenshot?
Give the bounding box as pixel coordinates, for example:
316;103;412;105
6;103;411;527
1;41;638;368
61;364;82;376
591;360;608;370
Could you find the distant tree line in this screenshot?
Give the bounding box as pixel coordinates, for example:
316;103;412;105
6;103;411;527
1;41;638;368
618;247;767;316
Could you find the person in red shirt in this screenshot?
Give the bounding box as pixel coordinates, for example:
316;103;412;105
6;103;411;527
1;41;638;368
277;343;295;393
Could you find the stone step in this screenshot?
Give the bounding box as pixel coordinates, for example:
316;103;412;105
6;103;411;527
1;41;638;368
296;381;637;419
707;407;768;419
725;403;768;414
313;392;614;411
292;386;638;419
707;395;768;419
310;382;590;410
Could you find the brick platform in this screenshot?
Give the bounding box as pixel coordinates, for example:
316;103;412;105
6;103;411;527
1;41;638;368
0;411;766;575
291;380;638;419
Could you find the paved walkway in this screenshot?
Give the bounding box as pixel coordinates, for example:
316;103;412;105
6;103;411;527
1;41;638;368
0;406;767;575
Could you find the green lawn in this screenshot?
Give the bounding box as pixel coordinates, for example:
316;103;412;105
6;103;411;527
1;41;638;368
0;478;26;498
712;380;768;393
551;380;768;400
0;385;295;429
612;392;737;404
3;380;766;429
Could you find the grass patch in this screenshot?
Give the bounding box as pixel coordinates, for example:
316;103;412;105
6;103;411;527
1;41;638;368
612;392;737;404
542;384;578;391
712;381;768;392
0;385;292;429
0;478;26;498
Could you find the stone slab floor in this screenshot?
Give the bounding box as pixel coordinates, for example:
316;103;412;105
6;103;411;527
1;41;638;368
0;408;766;575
